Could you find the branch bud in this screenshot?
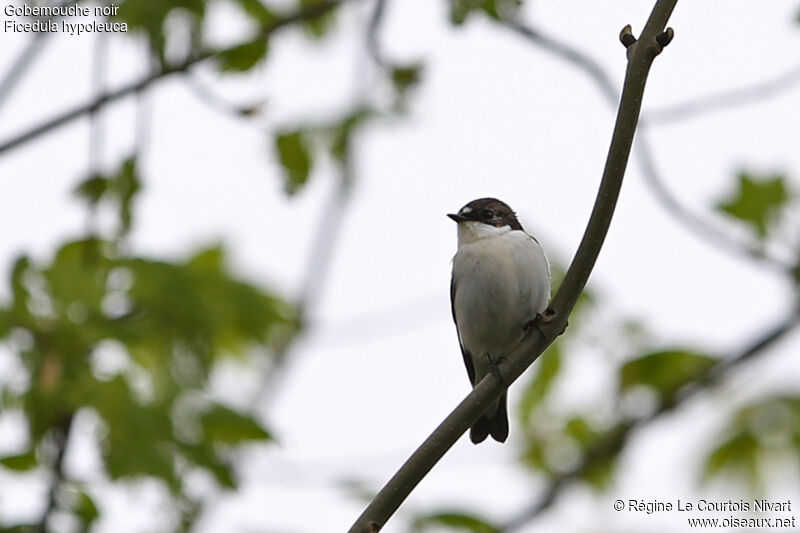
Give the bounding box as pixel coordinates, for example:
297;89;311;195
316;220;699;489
619;24;636;48
656;27;675;49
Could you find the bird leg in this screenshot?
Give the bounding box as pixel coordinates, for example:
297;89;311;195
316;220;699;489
485;353;508;385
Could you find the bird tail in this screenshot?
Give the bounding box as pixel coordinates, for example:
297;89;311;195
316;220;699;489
469;392;508;444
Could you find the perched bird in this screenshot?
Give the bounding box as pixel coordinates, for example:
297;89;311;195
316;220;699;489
448;198;551;444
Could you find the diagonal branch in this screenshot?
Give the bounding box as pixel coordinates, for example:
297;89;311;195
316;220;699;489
347;2;678;531
0;0;354;156
501;19;618;105
501;305;800;531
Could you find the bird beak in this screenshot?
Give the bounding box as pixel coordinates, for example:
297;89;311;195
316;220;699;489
448;213;468;223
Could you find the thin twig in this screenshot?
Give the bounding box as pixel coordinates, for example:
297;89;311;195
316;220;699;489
0;0;355;156
501;306;800;531
366;0;388;68
644;62;800;125
0;0;79;112
183;73;265;118
501;18;618;105
348;2;678;530
504;17;793;272
36;413;75;533
634;131;791;272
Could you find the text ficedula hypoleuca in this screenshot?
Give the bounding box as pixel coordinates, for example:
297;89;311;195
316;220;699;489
448;198;551;444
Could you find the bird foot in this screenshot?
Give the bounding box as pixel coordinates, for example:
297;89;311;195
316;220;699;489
485;353;508;386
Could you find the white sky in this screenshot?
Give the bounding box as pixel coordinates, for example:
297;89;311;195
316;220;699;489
2;1;800;532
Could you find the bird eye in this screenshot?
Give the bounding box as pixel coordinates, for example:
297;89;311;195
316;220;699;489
482;209;494;219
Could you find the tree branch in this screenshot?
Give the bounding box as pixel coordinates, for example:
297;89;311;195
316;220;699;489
501;305;800;531
501;18;618;106
644;62;800;125
0;0;79;112
504;17;794;272
634;132;792;272
347;2;678;531
366;0;388;68
0;0;354;156
36;413;75;533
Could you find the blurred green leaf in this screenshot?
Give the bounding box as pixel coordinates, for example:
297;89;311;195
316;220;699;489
703;429;761;489
0;449;37;471
390;63;423;95
216;39;269;72
582;455;617;491
564;416;597;447
413;511;501;533
91;377;180;491
180;442;236;488
620;350;716;401
74;157;141;235
449;0;522;25
517;343;561;422
74;488;100;531
115;0;206;63
329;108;373;165
299;0;337;38
232;0;274;25
704;395;800;491
75;175;108;206
275;130;313;195
201;404;271;443
716;172;791;239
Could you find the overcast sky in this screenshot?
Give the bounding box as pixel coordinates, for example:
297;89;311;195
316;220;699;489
2;1;800;532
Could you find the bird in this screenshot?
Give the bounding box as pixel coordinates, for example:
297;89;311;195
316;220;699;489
448;198;551;444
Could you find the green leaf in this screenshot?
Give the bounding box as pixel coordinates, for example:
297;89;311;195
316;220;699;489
716;172;791;239
74;157;141;234
449;0;522;25
91;377;180;491
620;350;716;401
329;108;372;165
201;404;271;444
179;442;236;488
75;174;108;206
74;489;100;529
413;511;501;533
517;343;561;421
0;449;37;471
390;64;423;95
299;0;337;38
275;130;313;195
703;429;761;489
582;455;617;491
216;39;269;72
115;0;206;63
232;0;274;25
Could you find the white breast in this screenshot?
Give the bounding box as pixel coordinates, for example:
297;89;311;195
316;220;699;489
452;228;550;368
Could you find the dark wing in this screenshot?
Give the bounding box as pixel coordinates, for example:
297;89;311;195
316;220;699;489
451;274;476;385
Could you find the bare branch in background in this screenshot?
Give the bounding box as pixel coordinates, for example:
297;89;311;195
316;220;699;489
349;2;678;529
502;16;794;272
501;18;618;105
183;73;266;118
36;414;75;533
635;133;791;272
0;0;356;156
644;62;800;125
254;147;356;407
502;306;800;531
366;0;388;68
0;1;78;112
